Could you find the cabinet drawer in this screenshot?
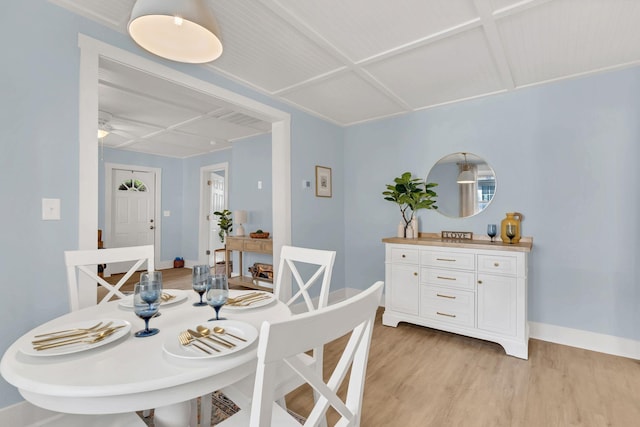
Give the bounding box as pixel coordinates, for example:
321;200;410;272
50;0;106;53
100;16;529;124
421;286;474;327
225;238;243;251
243;239;272;253
477;254;517;275
422;267;475;290
421;250;475;270
390;247;419;264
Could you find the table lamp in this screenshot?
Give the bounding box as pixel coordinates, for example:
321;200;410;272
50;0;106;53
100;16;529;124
234;210;247;236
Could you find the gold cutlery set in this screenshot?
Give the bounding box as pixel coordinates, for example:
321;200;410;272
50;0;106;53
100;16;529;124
31;321;125;351
178;325;247;355
225;292;271;307
160;292;176;302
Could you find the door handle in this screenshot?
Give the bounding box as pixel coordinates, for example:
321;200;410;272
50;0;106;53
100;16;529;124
150;226;155;230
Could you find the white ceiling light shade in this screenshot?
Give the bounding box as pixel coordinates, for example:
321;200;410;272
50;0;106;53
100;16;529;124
128;0;223;64
457;153;475;184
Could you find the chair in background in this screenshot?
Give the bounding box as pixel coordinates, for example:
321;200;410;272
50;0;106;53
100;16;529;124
209;245;335;425
49;245;155;426
217;281;384;427
64;245;155;311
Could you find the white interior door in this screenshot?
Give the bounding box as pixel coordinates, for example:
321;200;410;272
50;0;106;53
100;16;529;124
109;168;155;273
208;171;226;266
198;163;228;267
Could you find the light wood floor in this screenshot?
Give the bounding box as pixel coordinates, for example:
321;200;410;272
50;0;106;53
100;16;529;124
108;269;640;426
286;312;640;427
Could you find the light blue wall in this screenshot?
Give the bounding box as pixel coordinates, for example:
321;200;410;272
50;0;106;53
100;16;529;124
344;65;640;341
0;1;344;408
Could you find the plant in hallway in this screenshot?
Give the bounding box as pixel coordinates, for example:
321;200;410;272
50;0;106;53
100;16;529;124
214;209;233;243
383;172;438;237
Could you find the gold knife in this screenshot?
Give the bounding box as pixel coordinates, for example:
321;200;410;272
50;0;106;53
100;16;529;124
188;329;234;348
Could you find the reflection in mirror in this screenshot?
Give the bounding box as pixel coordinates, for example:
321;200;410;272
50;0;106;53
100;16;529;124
426;152;496;218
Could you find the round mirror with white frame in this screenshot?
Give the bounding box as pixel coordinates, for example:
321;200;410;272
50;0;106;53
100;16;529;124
426;152;496;218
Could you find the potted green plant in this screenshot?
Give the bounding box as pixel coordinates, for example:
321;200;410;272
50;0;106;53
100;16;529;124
383;172;438;237
213;209;233;243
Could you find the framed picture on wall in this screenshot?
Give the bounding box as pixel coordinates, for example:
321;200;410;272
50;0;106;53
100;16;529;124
315;165;332;198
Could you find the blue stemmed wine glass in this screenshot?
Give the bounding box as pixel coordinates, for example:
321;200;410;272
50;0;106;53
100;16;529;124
133;278;162;337
487;224;497;242
192;264;210;307
205;274;228;321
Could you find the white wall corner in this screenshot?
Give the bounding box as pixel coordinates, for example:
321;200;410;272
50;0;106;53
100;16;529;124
529;321;640;360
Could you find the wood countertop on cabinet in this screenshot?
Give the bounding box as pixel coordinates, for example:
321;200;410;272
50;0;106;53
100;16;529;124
382;233;532;252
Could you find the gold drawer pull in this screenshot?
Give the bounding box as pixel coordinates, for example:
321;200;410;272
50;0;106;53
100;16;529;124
402;254;406;258
478;280;483;284
436;312;456;318
436;276;456;281
436;258;456;262
494;262;500;267
413;272;418;276
436;293;456;299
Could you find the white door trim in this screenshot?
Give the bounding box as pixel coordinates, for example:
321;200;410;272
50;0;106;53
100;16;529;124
104;162;162;267
77;35;291;298
198;162;229;266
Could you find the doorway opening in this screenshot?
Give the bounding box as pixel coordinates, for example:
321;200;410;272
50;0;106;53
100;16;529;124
78;35;292;301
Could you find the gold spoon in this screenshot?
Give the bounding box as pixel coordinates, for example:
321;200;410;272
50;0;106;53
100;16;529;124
212;326;247;342
195;325;236;347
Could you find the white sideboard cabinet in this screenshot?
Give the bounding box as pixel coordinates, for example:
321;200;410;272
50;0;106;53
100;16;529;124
382;235;532;359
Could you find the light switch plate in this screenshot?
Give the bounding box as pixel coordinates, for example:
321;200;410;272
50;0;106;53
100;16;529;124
42;198;61;220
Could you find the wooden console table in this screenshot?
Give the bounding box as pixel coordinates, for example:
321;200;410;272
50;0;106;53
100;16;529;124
225;236;273;292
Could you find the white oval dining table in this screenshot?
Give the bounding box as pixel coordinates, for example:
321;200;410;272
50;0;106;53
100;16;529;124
0;290;291;427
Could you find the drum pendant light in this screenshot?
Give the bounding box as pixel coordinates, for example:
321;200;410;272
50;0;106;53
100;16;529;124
128;0;223;64
457;153;475;184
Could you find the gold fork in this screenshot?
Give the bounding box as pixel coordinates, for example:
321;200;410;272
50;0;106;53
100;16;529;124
226;292;261;303
178;331;215;354
34;327;121;351
32;321;115;345
33;321;104;338
228;295;271;306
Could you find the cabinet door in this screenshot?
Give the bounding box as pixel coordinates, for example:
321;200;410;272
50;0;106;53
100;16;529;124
389;264;420;315
477;273;516;336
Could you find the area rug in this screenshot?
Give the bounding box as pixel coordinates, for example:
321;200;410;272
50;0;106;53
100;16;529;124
138;391;305;425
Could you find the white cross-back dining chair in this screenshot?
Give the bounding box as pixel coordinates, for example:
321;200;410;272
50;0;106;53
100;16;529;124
217;281;383;427
64;244;154;311
44;246;155;426
209;246;335;426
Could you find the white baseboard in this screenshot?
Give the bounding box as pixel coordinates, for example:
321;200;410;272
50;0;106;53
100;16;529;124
529;321;640;360
0;400;62;427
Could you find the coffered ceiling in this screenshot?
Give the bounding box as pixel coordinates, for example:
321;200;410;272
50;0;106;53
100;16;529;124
51;0;640;156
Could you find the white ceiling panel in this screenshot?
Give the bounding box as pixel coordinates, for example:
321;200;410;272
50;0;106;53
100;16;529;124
205;1;344;92
281;72;406;124
365;28;504;109
178;116;269;142
490;0;533;13
49;0;640;147
273;0;479;62
498;0;640;86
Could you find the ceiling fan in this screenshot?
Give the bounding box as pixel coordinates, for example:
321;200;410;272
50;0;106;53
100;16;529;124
98;111;139;140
